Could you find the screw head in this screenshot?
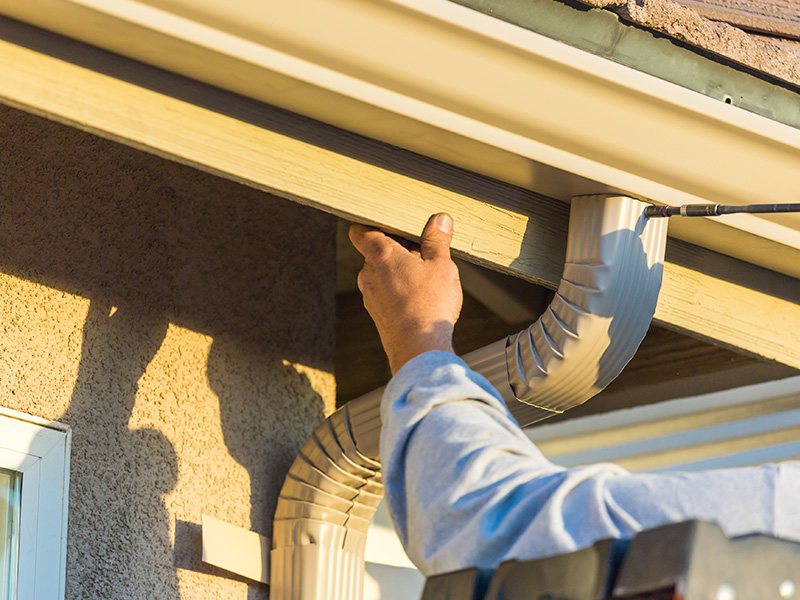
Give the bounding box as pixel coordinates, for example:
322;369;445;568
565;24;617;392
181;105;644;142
779;580;796;599
716;583;736;600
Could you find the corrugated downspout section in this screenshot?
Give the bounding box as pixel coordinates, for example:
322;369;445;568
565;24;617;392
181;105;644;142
270;195;668;598
464;195;668;427
271;390;383;600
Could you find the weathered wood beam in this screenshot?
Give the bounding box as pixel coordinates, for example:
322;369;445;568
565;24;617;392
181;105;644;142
2;22;799;369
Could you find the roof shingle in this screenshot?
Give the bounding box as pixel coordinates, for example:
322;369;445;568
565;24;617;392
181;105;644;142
576;0;800;87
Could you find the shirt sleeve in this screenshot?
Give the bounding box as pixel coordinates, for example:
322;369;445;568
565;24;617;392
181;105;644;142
380;351;800;576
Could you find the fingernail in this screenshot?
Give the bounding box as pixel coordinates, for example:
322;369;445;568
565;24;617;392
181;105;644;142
434;213;453;234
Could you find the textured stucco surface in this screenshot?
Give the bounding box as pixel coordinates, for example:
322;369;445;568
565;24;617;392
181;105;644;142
0;104;337;598
576;0;800;87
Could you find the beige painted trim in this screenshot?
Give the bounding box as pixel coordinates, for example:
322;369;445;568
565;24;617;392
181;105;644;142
613;425;800;471
201;515;269;584
526;376;800;471
2;31;799;369
2;1;800;279
530;392;800;457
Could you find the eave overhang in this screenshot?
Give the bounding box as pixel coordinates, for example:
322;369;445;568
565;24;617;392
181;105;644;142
3;0;800;280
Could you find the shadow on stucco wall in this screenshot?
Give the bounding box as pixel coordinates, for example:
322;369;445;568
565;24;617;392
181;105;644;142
59;301;177;598
206;338;326;599
0;103;336;598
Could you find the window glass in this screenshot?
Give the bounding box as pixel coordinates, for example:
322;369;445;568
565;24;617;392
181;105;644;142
0;467;21;600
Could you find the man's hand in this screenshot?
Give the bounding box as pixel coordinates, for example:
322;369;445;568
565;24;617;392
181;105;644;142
349;213;463;375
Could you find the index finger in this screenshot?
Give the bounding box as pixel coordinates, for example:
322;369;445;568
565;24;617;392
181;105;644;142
349;223;403;260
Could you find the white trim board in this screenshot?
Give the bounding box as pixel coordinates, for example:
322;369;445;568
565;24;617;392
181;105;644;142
201;513;418;585
201;515;269;584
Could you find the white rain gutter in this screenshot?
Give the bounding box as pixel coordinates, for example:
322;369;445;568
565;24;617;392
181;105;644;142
2;0;800;279
270;195;668;599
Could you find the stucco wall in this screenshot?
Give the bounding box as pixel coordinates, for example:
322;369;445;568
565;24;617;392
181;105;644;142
0;105;337;598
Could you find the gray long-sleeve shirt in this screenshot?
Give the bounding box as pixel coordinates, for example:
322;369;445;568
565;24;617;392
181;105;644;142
380;351;800;576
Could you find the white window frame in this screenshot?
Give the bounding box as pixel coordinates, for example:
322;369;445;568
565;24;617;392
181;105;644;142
0;407;70;600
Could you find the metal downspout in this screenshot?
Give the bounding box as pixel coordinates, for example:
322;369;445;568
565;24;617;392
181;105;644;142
270;195;668;599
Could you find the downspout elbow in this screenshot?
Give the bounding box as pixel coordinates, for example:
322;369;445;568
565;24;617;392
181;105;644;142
270;195;668;598
465;195;668;426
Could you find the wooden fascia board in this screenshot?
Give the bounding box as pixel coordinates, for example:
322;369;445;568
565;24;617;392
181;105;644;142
1;26;799;369
2;1;800;281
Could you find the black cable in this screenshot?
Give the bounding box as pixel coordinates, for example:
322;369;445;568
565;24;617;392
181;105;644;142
644;203;800;218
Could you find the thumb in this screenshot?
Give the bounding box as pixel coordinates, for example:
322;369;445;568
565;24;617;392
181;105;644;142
420;213;454;261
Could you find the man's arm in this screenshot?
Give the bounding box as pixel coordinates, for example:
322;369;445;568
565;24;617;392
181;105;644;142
350;215;800;576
